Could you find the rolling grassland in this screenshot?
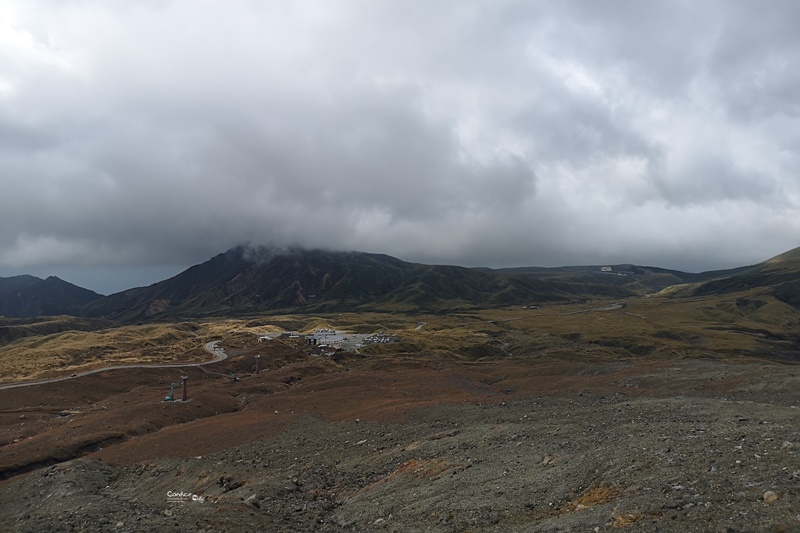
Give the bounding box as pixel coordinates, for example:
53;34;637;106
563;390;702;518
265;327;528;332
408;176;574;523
3;283;797;385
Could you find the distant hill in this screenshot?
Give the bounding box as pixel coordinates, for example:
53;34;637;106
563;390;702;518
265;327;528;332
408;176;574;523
0;275;103;318
10;244;800;321
480;262;762;297
81;246;728;322
676;246;800;308
0;315;110;345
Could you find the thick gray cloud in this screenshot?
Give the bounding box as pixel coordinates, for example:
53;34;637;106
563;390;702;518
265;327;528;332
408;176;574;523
0;0;798;293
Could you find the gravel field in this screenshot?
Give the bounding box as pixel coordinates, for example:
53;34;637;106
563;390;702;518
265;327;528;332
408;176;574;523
1;356;799;532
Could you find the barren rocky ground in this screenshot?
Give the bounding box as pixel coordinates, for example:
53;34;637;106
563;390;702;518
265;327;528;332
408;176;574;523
1;344;799;532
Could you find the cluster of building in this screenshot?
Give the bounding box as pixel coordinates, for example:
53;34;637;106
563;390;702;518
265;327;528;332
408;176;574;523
310;345;339;357
307;328;343;356
362;333;402;344
258;327;402;357
598;267;635;277
258;331;300;342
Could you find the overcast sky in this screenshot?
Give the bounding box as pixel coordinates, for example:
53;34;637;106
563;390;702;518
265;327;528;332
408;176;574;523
1;0;799;294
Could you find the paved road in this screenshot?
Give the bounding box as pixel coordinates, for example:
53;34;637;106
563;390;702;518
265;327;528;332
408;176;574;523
0;341;228;391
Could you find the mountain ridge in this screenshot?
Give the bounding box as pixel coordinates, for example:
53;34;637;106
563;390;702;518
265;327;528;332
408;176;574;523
4;245;800;320
77;246;716;321
673;246;800;308
0;275;103;318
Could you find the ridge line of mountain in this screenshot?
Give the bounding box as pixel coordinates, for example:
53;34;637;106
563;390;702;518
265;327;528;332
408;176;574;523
2;244;799;320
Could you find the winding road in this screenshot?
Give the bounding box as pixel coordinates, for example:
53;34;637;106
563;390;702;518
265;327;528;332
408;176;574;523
0;341;228;391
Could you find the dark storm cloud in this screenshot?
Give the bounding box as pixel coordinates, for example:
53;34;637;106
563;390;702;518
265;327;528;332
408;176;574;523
0;0;798;292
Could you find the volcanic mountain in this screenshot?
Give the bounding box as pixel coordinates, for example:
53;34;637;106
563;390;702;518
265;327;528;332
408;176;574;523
0;275;103;318
13;245;800;322
81;246;718;322
81;246;556;321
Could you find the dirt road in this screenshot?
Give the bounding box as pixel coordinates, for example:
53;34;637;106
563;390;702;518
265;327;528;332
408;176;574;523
0;341;227;391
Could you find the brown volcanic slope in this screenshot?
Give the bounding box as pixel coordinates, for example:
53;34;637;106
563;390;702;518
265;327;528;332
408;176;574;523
1;335;799;532
1;247;799;531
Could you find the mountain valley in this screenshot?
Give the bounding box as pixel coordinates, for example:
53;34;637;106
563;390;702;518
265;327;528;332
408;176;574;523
1;246;799;532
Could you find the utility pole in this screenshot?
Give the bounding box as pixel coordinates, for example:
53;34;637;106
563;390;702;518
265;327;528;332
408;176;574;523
181;375;188;401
